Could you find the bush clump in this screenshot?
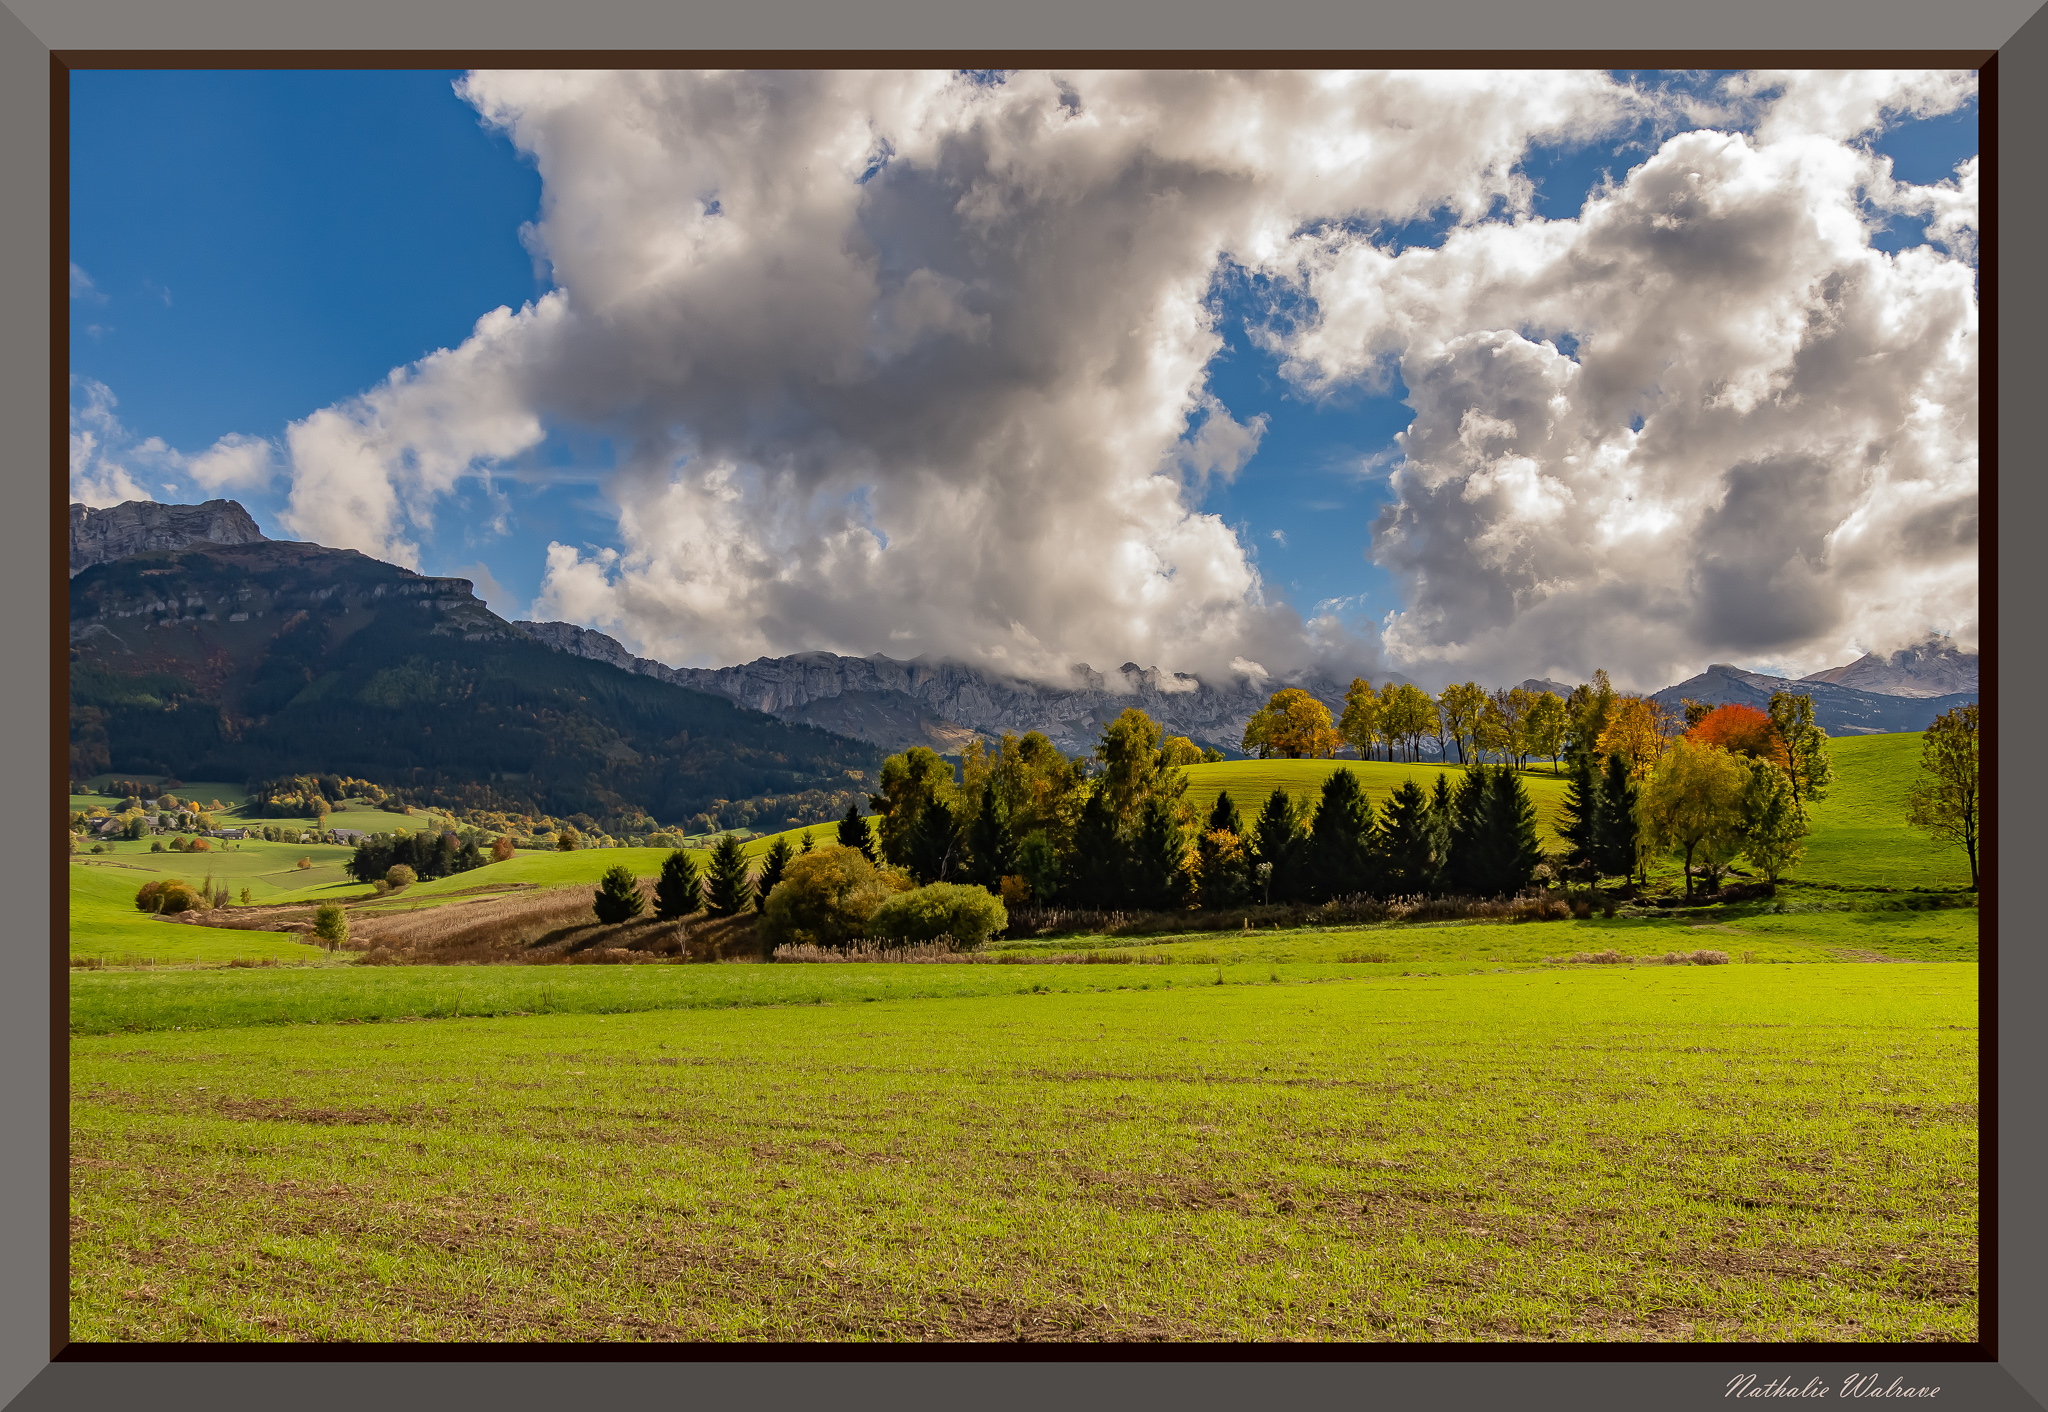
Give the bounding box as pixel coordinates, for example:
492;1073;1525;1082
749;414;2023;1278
134;879;201;914
385;864;418;890
760;845;914;950
869;882;1009;950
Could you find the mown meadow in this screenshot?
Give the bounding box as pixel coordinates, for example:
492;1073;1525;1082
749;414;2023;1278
64;729;1981;1342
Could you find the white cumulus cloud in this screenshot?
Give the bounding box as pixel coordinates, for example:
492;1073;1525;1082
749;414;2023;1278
1264;71;1977;689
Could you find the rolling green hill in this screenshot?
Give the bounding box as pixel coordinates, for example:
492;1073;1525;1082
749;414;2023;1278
1787;732;1972;890
68;863;332;965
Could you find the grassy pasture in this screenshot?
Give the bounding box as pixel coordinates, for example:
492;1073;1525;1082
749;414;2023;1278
73;840;359;900
66;900;1978;1035
67;864;333;967
68;963;1977;1342
1786;734;1971;891
77;778;250;810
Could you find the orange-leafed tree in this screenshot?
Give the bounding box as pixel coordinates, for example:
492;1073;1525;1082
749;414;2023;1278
1687;703;1789;767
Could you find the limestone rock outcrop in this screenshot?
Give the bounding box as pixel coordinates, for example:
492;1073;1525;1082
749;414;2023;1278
70;498;268;577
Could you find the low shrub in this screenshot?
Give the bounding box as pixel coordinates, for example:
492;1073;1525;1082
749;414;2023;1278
870;883;1009;949
134;879;201;915
385;865;417;890
760;845;913;949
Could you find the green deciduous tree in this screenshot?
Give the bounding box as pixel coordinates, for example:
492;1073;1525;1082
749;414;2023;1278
1740;761;1809;883
1641;739;1751;900
593;864;647;924
1767;691;1836;809
654;849;703;919
871;747;957;868
1905;703;1980;888
760;845;913;949
1524;691;1569;772
1013;829;1061;907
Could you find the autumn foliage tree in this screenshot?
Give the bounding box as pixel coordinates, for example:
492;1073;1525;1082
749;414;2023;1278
1687;703;1787;766
1241;689;1340;760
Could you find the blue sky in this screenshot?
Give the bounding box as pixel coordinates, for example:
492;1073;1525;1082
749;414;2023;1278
69;69;1978;677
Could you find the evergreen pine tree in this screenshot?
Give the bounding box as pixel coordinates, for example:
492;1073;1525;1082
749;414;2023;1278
1379;777;1438;897
1478;768;1544;895
837;803;876;862
753;836;795;911
966;782;1013;890
1303;768;1378;901
905;795;959;883
1594;751;1641;883
1069;787;1128;908
1557;747;1602;881
704;834;754;917
593;863;647;924
1127;792;1189;912
1440;768;1492;895
1206;790;1244;838
800;832;815;854
653;849;703;919
1251;786;1306;904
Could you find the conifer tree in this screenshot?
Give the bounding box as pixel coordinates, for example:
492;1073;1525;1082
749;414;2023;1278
1126;792;1190;912
906;794;959;884
1378;777;1438;897
966;781;1013;890
1439;769;1491;895
1557;747;1602;881
1069;787;1128;908
704;834;754;917
753;836;796;911
1207;790;1244;839
593;863;647;925
837;803;877;862
1479;767;1545;896
1250;786;1306;904
653;848;703;919
1593;750;1642;884
1304;768;1378;901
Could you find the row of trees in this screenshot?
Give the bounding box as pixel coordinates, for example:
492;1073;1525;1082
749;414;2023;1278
1245;680;1576;768
346;830;486;886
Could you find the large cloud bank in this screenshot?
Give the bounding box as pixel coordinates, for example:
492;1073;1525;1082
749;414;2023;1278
262;69;1975;689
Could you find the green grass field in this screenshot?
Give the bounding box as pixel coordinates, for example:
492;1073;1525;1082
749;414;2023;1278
67;864;334;966
74;840;360;901
68;961;1976;1341
1785;734;1972;890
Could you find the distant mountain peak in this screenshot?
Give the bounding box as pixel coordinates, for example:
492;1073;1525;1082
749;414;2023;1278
69;498;267;577
1801;638;1979;699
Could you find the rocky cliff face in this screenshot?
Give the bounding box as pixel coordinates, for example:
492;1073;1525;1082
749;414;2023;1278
516;620;1353;755
1801;640;1979;699
70;498;269;577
